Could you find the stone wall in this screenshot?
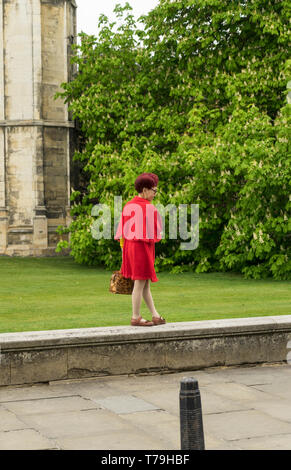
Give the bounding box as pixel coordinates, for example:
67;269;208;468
0;0;77;256
1;316;291;386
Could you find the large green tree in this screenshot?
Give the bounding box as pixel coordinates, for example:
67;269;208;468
55;1;290;279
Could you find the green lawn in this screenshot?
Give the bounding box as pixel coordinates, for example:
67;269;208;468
0;256;290;333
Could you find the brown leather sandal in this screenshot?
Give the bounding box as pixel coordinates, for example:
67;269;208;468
131;316;154;326
152;316;166;325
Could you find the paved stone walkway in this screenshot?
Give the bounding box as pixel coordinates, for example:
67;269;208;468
0;363;290;450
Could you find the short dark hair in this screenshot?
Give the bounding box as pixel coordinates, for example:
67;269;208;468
134;173;159;193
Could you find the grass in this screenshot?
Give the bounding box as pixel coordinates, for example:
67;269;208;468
0;256;290;333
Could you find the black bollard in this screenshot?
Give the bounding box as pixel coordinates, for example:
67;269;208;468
180;377;205;450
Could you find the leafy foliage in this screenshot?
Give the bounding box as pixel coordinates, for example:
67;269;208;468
54;1;290;279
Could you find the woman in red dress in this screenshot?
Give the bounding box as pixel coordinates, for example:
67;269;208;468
115;173;166;327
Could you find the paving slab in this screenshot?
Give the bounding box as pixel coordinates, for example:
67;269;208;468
203;381;276;403
249;399;291;423
204;433;243;450
57;430;165;451
18;409;132;440
232;433;291;450
204;409;291;441
205;363;289;385
132;388;180;415
249;382;291;400
120;409;179;441
0;406;31;432
199;389;252;415
0;429;58;450
95;395;161;414
2;396;99;416
0;383;78;402
47;379;121;401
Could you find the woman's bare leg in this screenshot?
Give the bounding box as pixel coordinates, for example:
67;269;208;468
132;279;146;320
142;280;160;318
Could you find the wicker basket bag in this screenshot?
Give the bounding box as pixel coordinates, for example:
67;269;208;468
109;270;134;295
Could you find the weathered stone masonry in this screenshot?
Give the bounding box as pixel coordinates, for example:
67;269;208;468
0;0;77;256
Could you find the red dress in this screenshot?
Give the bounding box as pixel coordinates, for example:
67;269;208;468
114;196;162;282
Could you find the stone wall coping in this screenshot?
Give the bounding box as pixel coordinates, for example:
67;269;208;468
1;315;291;352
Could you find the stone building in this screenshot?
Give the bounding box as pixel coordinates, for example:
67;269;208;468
0;0;77;256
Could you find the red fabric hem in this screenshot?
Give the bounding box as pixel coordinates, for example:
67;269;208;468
123;274;159;282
